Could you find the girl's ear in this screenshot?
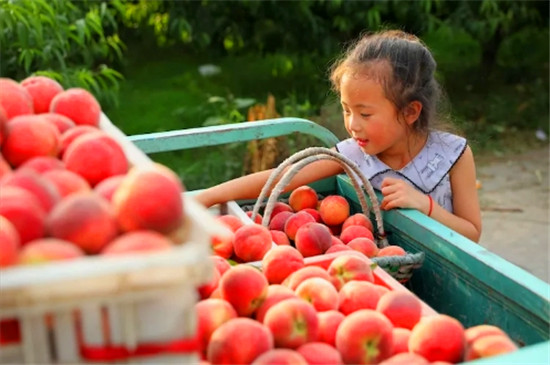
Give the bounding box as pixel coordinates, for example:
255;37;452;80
404;101;423;125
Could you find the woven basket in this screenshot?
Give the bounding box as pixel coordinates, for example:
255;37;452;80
246;147;424;283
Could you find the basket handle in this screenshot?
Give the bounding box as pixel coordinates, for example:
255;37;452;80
250;147;389;248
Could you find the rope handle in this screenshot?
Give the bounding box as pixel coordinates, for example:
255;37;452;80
250;147;389;248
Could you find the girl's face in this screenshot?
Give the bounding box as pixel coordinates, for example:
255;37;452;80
340;72;408;157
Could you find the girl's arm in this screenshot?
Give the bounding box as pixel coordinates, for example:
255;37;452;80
194;157;344;208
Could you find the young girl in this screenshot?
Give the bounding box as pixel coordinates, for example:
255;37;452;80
195;29;482;243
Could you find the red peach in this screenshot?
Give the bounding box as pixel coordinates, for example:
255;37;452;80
408;314;466;363
270;230;290;245
464;324;507;347
41;113;76;134
378;245;407;257
210;255;231;277
246;210;262;224
101;230;173;256
42;169;91;198
0;78;33;118
296;342;344;365
262;245;304;284
338;280;385;315
0;186;46;244
1;168;61;212
268;210;293;231
50;88;101;126
464;334;518;360
283;265;333;290
211;228;234;259
326;243;353;254
207;318;274;365
289;185;318;211
347;237;379;258
263;298;319;349
303;208;322;222
295;277;339;312
217;214;244;233
255;284;297;323
19;156;65;174
220;265;268;317
327;223;342;236
327;254;374;290
379;352;428;365
252;349;308;365
0;216;21;267
284;211;316;241
20;76;64;113
0;155;11;179
319;195;350;226
0;105;6;147
317;310;345;346
269;202;294;220
335;309;394;364
233;224;272;262
59;125;97;156
376;290;423;330
342;213;374;233
18;238;84;264
340;225;374;244
198;267;221;300
93;174;125;202
295;222;332;257
195;298;238;355
392;327;412;354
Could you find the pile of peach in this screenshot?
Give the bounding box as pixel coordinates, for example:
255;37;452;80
0;76;186;268
197;252;519;364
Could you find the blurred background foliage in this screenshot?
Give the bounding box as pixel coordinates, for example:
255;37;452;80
1;0;548;189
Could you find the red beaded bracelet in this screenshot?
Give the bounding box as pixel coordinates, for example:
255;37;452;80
427;195;433;217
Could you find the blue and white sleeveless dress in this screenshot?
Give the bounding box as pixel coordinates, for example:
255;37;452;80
335;131;467;213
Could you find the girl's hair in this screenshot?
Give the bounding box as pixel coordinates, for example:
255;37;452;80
330;29;453;134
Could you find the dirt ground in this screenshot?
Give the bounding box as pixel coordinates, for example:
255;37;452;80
476;145;549;282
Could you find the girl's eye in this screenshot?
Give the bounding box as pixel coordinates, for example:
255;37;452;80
361;114;371;118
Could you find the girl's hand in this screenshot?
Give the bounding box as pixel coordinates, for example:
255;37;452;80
380;177;430;214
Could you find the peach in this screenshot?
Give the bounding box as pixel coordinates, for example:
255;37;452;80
113;165;184;234
270;230;290;245
220;264;268;317
335;309;394;364
284;211;316;241
255;284;296;323
283;265;333;290
408;314;465;363
233;224;272;262
379;352;428;365
376;290;423;330
2;115;60;167
41;112;76;134
20;76;64;113
319;195;350;226
342;213;374;233
207;317;274;365
93;174;124;202
42;169;91;198
303;208;322;222
47;192;118;254
295;222;332;257
195;298;238;354
59;125;97;156
63;131;128;186
18;238;85;264
392;328;412;354
210;255;231;277
0;216;21;267
50;88;101;126
269;201;294;220
0;155;11;179
217;214;244;233
377;245;407;257
198;267;221;301
347;237;379;257
0;78;33;118
464;324;507;347
268;210;293;231
297;342;344;365
262;245;304;284
0;105;6;146
317;310;345;346
0;186;46;244
339;280;385;315
327;254;374;290
289;185;318;211
246;210;262;224
340;225;374;244
101;230;173;255
1;168;61;212
19;156;65;174
295;277;339;312
252;349;308;365
263;298;318;349
326;243;353;254
464;334;518;360
211;228;234;259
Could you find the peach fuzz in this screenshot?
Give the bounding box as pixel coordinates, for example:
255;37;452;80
18;238;85;264
317;310;345;346
113;165;184;234
207;317;274;365
233;224;272;262
47;192;118;254
217;214;244;233
0;186;46;244
43;169;91;198
295;277;339;312
338;280;385;315
342;213;374;233
41;113;76;134
408;314;466;363
254;284;296;323
50;88;101;126
262;245;304;284
347;237;379;257
327;254;374;290
19;156;65;174
283;265;333;291
392;327;412;354
59;125;98;156
284;211;316;241
296;342;344;365
340;225;374;244
220;264;268;317
289;185;318;211
211;228;234;259
0;216;21;267
20;76;64;113
376;290;423;330
263;298;319;349
464;324;507;347
270;230;290;245
269;201;294;220
210;255;231;277
101;230;173;256
1;168;61;212
335;309;394;364
319;195;350;226
251;349;308;365
2;115;60;167
294;222;332;257
93;174;125;202
379;352;428;364
378;245;407;257
63;131;128;186
0;78;33;118
195;298;237;355
464;334;518;360
268;210;293;231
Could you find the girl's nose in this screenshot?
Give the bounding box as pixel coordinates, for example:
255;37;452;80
347;114;362;133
